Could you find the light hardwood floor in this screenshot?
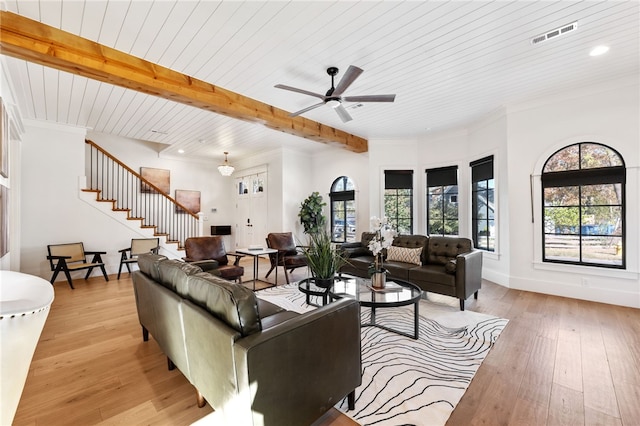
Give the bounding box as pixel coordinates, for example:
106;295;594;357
12;258;640;425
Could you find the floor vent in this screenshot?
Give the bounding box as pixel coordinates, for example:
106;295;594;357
531;21;578;45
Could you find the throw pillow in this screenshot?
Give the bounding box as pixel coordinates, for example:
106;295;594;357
445;259;457;274
386;246;422;266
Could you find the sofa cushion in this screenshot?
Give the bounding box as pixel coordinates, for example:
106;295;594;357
185;236;230;265
445;259;457;274
391;235;429;263
386;246;422;265
428;236;472;265
408;264;456;287
158;259;203;295
137;253;168;281
360;232;377;249
185;272;261;336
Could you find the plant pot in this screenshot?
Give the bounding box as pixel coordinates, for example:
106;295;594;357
371;272;386;289
314;277;334;288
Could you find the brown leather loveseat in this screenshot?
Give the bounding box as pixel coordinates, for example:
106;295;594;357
340;233;482;310
132;253;361;425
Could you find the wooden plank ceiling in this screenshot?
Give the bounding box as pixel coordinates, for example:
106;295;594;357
0;1;638;162
0;11;368;153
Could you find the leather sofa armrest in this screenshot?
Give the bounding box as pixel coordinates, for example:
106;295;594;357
455;249;483;300
340;242;362;250
226;252;245;266
340;245;371;258
231;299;362;421
186;259;219;272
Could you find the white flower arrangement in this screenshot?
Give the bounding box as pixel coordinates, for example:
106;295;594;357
368;216;396;272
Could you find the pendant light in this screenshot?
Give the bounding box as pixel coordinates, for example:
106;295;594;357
217;152;235;176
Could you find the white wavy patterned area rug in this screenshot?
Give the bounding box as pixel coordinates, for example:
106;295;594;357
256;283;509;426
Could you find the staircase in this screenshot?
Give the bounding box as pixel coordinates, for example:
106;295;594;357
82;139;201;251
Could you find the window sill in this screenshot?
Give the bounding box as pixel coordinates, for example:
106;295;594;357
532;261;638;280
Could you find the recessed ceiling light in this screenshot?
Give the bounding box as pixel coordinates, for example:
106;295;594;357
589;45;609;56
178;149;185;154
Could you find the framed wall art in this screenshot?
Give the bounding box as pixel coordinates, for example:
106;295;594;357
0;98;9;178
0;184;8;257
175;189;201;214
140;167;170;194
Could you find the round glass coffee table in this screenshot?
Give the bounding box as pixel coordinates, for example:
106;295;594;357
298;277;334;307
330;275;421;339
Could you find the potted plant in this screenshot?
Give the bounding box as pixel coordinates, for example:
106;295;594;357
303;230;347;288
299;192;326;235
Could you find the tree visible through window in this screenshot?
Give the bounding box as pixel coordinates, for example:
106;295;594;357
330;176;356;243
470;156;495;251
542;142;625;268
384;170;413;234
426;166;458;235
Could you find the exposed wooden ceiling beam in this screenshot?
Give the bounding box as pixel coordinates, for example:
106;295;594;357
0;11;368;153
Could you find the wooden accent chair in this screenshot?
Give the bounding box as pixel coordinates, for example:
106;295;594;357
265;232;308;284
183;236;245;283
117;238;160;279
47;242;109;289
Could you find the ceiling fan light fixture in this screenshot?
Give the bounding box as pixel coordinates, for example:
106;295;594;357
217;152;235;176
326;99;341;109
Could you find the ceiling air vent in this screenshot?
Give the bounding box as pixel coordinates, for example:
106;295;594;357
531;21;578;45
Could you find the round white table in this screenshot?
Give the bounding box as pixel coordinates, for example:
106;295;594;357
0;270;55;425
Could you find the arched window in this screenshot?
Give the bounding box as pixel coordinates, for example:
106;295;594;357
542;142;625;268
330;176;356;243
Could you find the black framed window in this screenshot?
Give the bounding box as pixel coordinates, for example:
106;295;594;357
542;142;625;268
426;166;458;235
384;170;413;234
470;156;495;251
330;176;356;243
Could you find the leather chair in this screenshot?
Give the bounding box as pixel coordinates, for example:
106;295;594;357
183;236;244;283
265;232;308;284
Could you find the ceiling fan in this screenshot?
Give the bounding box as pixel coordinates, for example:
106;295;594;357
275;65;396;123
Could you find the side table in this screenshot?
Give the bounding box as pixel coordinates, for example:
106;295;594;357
236;247;278;290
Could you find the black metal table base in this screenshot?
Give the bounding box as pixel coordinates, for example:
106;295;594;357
362;301;420;340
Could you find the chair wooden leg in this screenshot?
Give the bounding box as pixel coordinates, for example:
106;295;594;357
348;390;355;410
84;267;94;280
99;265;109;282
265;265;275;278
284;267;291;284
196;389;207;408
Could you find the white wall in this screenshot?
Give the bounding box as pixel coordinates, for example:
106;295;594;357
365;77;639;308
0;59;24;272
310;148;370;237
19;125;240;281
87;131;233;237
506;77;639;308
10;68;639;307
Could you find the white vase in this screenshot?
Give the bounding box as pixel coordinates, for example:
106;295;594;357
0;271;55;425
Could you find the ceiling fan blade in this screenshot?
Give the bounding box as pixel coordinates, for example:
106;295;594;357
289;102;325;117
334;104;353;123
342;94;396;103
275;84;326;100
332;65;363;97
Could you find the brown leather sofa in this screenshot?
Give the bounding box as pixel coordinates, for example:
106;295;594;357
132;253;361;425
340;233;482;310
183;236;244;282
